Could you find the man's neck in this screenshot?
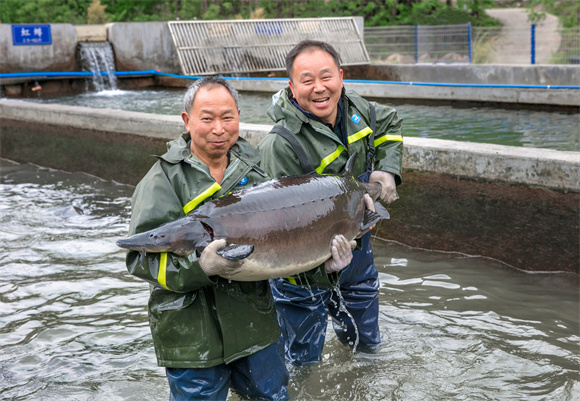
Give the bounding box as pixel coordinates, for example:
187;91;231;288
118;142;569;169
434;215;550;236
191;147;230;184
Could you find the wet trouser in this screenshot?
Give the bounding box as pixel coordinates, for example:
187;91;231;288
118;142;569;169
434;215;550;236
165;339;289;401
270;231;381;365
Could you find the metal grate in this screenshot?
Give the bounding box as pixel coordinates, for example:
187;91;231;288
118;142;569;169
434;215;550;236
365;24;471;64
168;18;370;76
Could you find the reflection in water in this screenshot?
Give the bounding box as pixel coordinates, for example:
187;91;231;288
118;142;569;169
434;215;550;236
1;158;578;400
14;88;580;151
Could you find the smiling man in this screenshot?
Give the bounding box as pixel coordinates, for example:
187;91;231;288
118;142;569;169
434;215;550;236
258;40;404;365
125;76;289;401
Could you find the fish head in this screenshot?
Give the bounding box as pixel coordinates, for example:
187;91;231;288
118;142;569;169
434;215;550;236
116;218;213;256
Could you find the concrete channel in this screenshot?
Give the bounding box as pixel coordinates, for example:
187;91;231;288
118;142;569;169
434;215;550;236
1;99;578;275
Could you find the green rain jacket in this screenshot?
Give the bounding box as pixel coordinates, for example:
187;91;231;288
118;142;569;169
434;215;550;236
257;87;404;285
126;133;281;368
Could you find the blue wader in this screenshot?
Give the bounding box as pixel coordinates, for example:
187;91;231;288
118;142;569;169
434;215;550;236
270;231;381;365
165;339;289;401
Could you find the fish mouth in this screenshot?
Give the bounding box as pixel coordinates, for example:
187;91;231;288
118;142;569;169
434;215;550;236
116;236;169;253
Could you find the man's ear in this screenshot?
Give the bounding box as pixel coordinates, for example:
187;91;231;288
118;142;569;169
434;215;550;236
181;112;190;131
288;79;295;97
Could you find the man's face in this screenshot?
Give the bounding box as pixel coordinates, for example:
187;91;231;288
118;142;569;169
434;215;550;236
288;49;343;125
181;85;240;164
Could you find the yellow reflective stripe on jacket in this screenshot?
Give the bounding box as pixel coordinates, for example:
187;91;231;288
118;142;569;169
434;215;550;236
158;182;221;289
182;182;222;215
315;126;371;174
285;276;298;285
347;126;372;144
316;145;346;174
158;252;170;290
374;134;403;147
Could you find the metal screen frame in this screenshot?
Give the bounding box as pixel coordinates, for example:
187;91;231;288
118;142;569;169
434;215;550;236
168;18;370;76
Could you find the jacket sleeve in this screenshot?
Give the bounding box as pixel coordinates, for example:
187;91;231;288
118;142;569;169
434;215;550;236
258;130;339;288
125;162;216;293
372;103;404;185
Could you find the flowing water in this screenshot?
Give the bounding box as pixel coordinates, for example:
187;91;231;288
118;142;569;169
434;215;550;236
14;88;580;152
1;158;578;400
77;42;118;92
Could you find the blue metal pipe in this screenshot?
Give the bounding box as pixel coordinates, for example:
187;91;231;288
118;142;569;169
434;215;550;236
1;70;579;90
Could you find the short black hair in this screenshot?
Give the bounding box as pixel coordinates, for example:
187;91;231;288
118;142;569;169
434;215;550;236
285;40;341;81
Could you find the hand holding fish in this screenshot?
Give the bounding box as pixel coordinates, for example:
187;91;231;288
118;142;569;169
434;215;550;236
369;171;398;204
324;235;357;273
199;239;244;278
363;193;376;231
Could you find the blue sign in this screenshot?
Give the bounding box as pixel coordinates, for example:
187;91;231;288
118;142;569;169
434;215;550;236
12;24;52;46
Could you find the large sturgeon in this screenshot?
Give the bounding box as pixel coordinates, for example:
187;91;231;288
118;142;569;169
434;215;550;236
116;155;390;281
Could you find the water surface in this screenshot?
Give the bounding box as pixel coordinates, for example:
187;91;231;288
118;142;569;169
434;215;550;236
0;158;578;400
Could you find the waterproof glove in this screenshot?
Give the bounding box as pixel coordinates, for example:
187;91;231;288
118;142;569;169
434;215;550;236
369;170;398;204
198;239;244;278
324;235;357;274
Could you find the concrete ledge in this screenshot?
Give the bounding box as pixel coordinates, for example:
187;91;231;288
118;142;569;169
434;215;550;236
403;137;580;192
1;100;577;192
75;25;107;42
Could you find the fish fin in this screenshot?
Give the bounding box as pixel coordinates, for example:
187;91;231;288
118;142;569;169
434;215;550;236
217;244;254;260
341;152;358;176
374;202;391;219
360;204;390;231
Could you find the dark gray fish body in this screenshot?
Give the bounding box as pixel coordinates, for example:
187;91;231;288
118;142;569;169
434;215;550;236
117;170;389;281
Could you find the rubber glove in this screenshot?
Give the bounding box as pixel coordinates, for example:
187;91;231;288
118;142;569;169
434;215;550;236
198;239;244;277
369;170;398;204
325;235;357;274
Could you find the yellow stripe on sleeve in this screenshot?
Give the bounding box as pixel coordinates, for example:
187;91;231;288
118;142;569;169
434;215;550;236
158;252;170;290
374;134;403;147
182;182;222;215
347;126;372;144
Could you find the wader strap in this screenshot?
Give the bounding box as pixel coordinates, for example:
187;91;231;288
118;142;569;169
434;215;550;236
365;103;376;174
269;125;315;174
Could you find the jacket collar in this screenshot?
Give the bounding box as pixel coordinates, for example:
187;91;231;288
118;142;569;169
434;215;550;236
158;132;260;167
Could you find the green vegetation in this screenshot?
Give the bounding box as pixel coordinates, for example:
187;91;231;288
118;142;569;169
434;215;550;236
0;0;500;27
525;0;579;28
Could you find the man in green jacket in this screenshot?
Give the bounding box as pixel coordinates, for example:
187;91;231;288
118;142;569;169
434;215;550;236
125;76;290;400
258;40;404;365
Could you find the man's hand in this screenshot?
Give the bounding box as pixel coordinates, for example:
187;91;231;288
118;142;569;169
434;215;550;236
369;171;398;204
363;193;376;231
324;235;357;274
198;239;244;277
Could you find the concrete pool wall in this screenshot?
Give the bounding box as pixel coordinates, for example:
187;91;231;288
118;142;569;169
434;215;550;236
1;99;578;274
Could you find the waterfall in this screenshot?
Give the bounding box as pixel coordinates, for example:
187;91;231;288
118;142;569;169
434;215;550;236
78;42;118;92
